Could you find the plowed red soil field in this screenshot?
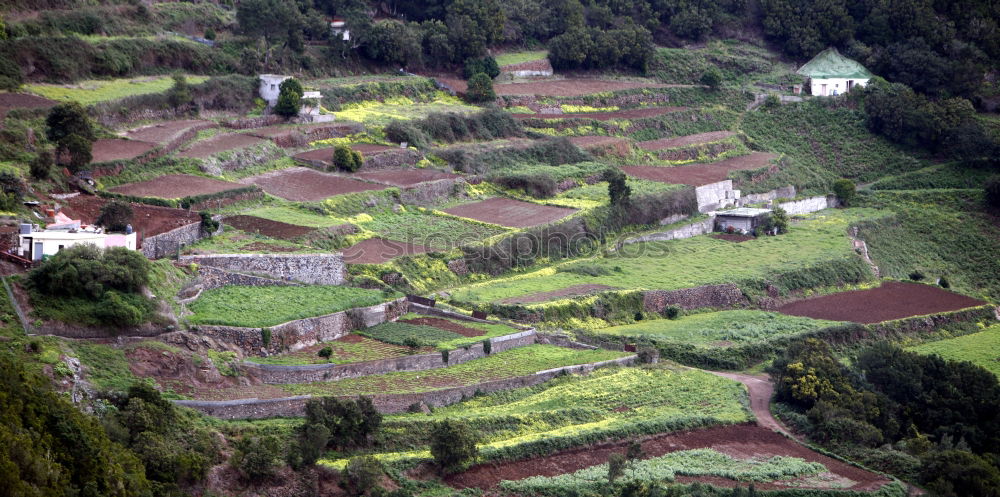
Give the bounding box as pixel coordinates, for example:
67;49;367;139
223;215;314;239
56;195;200;238
242;167;387;201
341;237;432;264
354;168;459;187
110;174;244;199
623;152;778;186
0;93;56;122
125;119;215;144
91;138;156;163
776;281;986;323
445;424;892;491
443;198;577;228
500;284;618;304
638;131;737;151
399;317;485;337
512;106;687;120
177;133;265;159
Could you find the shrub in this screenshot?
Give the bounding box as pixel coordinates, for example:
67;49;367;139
199;211;219;235
0;53;22;91
763;93;781;108
602;168;631;206
304;396;382;449
203;27;216;41
463;56;500;79
700;67;723;90
94;290;146;327
273;78;303;118
29;244;151;299
986;175;1000;209
166;74;192;110
493;174;557;198
385;120;431;149
607;453;626;483
46;102;94;144
318;347;333;360
231;436;282;482
340;456;383;496
909;270;925;281
96;199;133;232
29;150;54;180
290;423;329;468
430;419;477;475
61;133;92;172
333;144;364;172
465;72;496;103
832;178;856;206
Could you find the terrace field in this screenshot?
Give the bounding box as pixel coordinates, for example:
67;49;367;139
25;75;210;105
449;209;882;306
280;345;630;396
593;311;843;347
360;314;523;350
245;334;429;366
907;324;1000;378
357;210;511;250
334;95;478;126
187;285;393;327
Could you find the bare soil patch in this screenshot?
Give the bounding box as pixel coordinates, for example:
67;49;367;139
622;152;778;186
91;138;156;163
223;215;315;240
0;93;56;122
341;237;432;264
567;136;631;157
776;281;987;324
125;119;215;145
638;131;737;151
445;424;891;491
57;195;200;238
443;198;577;228
242;167;387;201
354;168;459;187
711;233;754;243
513;106;687;120
177;133;266;159
500;284;619;304
399;317;485;337
110;174;244;199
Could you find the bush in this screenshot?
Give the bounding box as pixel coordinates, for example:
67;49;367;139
493;174;557;198
430;419;477;475
832;178;856;206
96;199;133;232
29;150;54;180
199;211;219;235
61;133;92;172
700;67;723;90
304;396;382;449
463;56;500;79
986;175;1000;209
273;78;303;117
602;168;631;206
318;347;333;360
45;102;94;144
0;53;22;90
166;74;192;110
340;456;383;496
231;436;282;483
465;72;496;103
203;27;216;41
333;144;364;172
29;244;151;299
385;120;431;149
94;290;146;327
607;453;626;483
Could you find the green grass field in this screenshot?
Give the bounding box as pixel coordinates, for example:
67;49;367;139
907;324;1000;377
359;210;510;250
359;314;522;350
496;50;548;67
187;285;393;327
246;334;427;366
449;209;881;305
321;365;750;469
594;310;842;347
502;448;826;496
182;230;319;255
25;75;209;105
281;345;628;397
242;206;350;228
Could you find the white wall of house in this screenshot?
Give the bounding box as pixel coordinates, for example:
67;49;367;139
259;74;291;106
716;216;754;233
810;77;869;96
19;232;138;261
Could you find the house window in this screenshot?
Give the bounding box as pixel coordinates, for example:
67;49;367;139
58;245;64;250
270;84;276;91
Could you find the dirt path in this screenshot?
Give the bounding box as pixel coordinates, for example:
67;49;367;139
705;371;795;438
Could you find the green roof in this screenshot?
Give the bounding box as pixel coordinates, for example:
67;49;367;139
796;48;873;80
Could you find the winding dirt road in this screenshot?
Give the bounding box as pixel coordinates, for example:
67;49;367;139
707;371;795;438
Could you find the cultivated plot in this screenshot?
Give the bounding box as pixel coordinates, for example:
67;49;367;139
443;198;577;228
637;131;738;151
623;151;777;186
776;281;986;323
222;215;314;240
242;167;387;201
125;119;215;145
340;237;432;264
58;195;200;238
110;174;245;199
907;324;1000;378
177;133;266;159
90;138;156;163
354;168;459;187
512;106;687;120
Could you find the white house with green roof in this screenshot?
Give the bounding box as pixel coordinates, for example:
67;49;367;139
797;47;874;97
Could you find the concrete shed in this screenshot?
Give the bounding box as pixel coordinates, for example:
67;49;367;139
715;207;771;234
797;48;873;97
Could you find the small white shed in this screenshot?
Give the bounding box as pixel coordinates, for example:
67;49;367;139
797;48;873;97
259;74;291;106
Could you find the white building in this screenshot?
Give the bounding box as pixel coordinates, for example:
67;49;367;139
797;48;873;97
259;74;291;107
330;18;350;41
18;225;137;261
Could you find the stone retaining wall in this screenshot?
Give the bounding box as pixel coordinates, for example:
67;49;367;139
398;178;466;207
194;265;300;292
243;329;537;384
695;180;734;212
622;216;715;245
195;298;408;356
174;355;637;419
179;253;346;285
643;284;750;311
738;185;796;206
142;221;206;259
778;195;837;215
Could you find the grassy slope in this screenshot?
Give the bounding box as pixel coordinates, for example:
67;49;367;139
906;324;1000;378
593;310;843;347
449;208;881;304
26;75;210;105
187;285;392;327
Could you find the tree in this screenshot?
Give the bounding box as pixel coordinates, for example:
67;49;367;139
602;168;631;206
986;176;1000;209
303;396;382;449
0;52;22;91
237;0;302;67
607;453;626;483
290;423;330;468
333;144;363;172
203;27;216;40
96;200;134;232
62;133;93;172
463;56;500;79
921;450;1000;497
340;456;383;496
832;178;856;207
465;73;496;103
318;346;333;360
445;0;505;61
167;74;192;110
430;419;477;475
274;78;303;118
29;150;54;180
700;67;723;90
231;436;282;482
46;102;94;144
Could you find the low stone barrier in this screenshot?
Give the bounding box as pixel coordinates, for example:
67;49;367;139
142;221;206;259
194;297;409;356
778;195;838;215
174;354;637;419
179;253;347;285
243;329;537;384
622;216;715;245
643;284;749;311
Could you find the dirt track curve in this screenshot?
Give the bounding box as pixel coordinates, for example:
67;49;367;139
706;371;794;438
